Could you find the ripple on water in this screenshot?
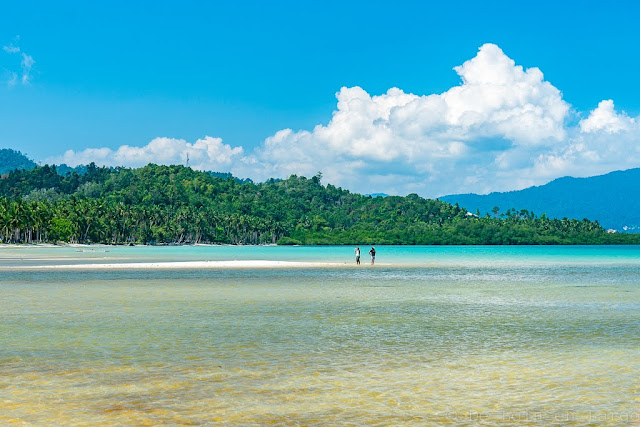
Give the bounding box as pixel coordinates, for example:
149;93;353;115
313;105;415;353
1;250;639;425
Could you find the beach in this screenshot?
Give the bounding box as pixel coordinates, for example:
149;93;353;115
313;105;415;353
1;245;639;425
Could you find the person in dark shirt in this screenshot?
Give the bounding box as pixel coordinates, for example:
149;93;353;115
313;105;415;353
368;246;376;265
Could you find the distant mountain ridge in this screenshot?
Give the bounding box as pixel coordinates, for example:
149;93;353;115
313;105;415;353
441;168;640;232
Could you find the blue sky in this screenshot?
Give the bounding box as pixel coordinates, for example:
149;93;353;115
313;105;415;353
2;1;640;196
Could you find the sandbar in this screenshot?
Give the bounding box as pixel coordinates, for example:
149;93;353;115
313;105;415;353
3;260;349;271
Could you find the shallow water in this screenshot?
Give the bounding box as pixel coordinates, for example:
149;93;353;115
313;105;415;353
1;246;639;425
2;244;640;267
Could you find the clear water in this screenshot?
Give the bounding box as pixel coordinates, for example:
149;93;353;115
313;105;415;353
2;244;640;267
1;246;639;425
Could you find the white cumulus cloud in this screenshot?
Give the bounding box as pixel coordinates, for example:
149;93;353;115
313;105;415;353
234;43;572;196
579;99;635;133
51;136;244;171
523;98;640;182
46;43;640;198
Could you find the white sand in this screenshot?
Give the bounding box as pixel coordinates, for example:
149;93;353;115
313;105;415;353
4;260;350;270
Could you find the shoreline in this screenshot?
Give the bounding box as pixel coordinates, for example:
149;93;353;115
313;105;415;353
3;243;640;249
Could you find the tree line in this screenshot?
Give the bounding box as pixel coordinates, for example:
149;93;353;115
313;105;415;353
1;163;638;245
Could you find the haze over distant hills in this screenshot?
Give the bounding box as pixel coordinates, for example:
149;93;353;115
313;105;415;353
441;168;640;232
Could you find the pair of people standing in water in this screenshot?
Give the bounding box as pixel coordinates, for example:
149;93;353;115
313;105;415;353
355;246;375;265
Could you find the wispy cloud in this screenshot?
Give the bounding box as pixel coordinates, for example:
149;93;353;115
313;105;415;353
50;43;640;197
2;36;35;86
2;44;21;54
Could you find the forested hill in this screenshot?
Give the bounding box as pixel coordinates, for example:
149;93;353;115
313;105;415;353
441;168;640;232
1;163;638;245
0;149;37;175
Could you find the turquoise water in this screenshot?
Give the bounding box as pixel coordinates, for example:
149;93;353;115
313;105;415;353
2;244;640;267
1;246;639;425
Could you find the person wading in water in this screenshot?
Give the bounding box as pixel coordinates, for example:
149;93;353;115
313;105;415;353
355;247;361;265
369;246;376;265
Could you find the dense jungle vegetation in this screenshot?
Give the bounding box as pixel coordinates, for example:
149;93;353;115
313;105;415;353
1;163;638;245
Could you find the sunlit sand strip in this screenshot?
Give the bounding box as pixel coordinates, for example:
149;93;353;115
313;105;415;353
2;260;352;270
